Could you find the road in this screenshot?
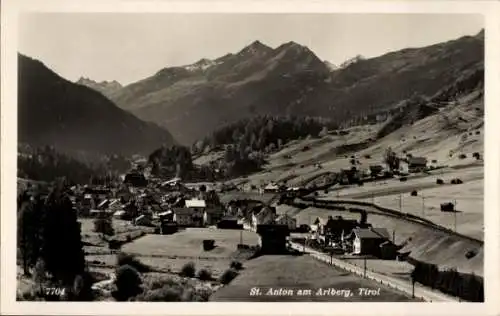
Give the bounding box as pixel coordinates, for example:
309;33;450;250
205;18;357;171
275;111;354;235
288;242;459;302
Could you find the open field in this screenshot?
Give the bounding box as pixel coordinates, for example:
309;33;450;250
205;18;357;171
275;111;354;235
360;179;483;240
119;228;260;277
210;254;415;301
320;165;483;200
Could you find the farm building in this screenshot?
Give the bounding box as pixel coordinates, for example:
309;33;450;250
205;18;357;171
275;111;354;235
256;224;290;254
408;157;428;173
349;227;390;257
173;207;204;227
203;208;224;226
275;213;297;231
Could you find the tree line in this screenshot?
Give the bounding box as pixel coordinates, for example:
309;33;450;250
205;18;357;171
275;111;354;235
192;115;337;155
411;260;483;302
18;145;129;185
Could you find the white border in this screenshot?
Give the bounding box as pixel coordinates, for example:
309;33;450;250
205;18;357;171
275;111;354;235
2;1;499;315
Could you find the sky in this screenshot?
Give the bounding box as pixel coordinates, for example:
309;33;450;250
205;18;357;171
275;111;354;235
19;13;483;85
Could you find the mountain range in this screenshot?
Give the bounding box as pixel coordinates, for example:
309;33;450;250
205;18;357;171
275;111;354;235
79;30;484;145
76;77;123;97
18;54;176;157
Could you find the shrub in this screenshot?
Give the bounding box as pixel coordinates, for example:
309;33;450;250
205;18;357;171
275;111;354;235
180;262;196;278
472;152;481;160
113;265;142;301
458;154;467;159
411;190;418;196
364;154;371;159
475;130;480;135
220;269;239;285
431;159;437;163
126;235;132;243
314;192;319;197
436;179;444;185
349;159;356;165
198;269;212;281
324;189;329;194
400;177;408;182
117;253;152;273
230;261;243;270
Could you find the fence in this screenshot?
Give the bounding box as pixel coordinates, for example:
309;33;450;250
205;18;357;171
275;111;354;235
289;242;458;302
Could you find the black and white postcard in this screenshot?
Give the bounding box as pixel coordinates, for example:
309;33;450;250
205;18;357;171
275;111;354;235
1;0;499;315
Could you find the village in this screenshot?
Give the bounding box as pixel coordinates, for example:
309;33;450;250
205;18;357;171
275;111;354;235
22;150;473;262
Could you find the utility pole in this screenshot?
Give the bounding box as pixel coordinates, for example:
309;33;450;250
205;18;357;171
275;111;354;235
240;230;243;245
363;257;367;278
371;193;374;204
412;281;415;299
392;230;395;243
422;196;425;217
454;199;457;232
399;194;402;212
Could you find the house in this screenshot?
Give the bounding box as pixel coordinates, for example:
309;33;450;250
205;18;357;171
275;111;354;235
310;217;328;236
185;199;207;209
408;157;428;173
264;183;280;193
256;224;290;254
275;214;297;231
323;216;358;239
251;206;276;230
350;228;390;256
173;207;204;227
203;208;224;226
113;210;127;219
